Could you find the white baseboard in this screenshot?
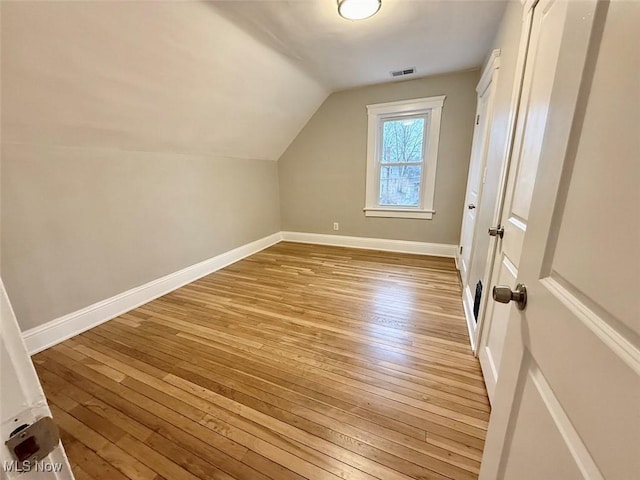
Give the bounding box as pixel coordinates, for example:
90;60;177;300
22;232;282;355
22;230;456;355
281;231;457;258
462;284;478;353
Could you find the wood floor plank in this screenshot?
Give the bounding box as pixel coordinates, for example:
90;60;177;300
95;320;486;447
34;242;489;479
78;327;477;467
96;442;157;480
59;429;129;480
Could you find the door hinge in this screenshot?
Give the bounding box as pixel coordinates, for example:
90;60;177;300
476;115;480;125
460;246;463;254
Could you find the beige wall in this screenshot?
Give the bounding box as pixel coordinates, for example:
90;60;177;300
0;1;323;331
2;147;280;331
278;70;479;244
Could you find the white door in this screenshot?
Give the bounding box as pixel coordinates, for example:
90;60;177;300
480;0;640;478
1;279;74;479
459;97;485;282
459;51;500;292
461;53;503;350
477;0;554;401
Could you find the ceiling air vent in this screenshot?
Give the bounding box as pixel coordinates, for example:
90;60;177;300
391;67;416;78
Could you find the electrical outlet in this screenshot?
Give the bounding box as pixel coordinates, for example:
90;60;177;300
333;222;339;231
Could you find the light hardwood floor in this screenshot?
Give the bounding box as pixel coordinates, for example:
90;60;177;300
33;242;489;480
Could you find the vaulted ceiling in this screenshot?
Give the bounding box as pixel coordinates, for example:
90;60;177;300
2;1;327;161
211;0;508;90
2;1;506;162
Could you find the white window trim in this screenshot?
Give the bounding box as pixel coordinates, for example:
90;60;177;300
364;95;446;220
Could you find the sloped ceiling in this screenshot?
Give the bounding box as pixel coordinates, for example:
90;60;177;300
210;0;508;91
1;1;328;161
2;1;506;162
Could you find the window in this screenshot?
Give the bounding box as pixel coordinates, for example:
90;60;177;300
364;96;445;219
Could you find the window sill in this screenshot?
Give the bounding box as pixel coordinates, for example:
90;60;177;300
363;208;434;219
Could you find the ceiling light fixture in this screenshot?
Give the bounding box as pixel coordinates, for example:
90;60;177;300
337;0;381;20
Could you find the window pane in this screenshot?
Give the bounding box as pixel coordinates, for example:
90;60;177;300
379;165;421;206
381;117;425;163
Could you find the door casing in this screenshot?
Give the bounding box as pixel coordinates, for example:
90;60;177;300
1;280;74;479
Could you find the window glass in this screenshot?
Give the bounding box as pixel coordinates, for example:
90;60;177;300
381;117;425;163
379;165;422;206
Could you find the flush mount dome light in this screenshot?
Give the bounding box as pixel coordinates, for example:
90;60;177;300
337;0;381;20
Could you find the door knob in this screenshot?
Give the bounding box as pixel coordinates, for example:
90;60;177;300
468;204;476;210
488;225;504;238
492;283;527;310
5;417;60;467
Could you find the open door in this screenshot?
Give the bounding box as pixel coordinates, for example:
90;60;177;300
480;0;640;477
1;279;74;479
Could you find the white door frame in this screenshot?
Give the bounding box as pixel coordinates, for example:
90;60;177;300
463;7;536;353
1;279;74;479
472;1;536;361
